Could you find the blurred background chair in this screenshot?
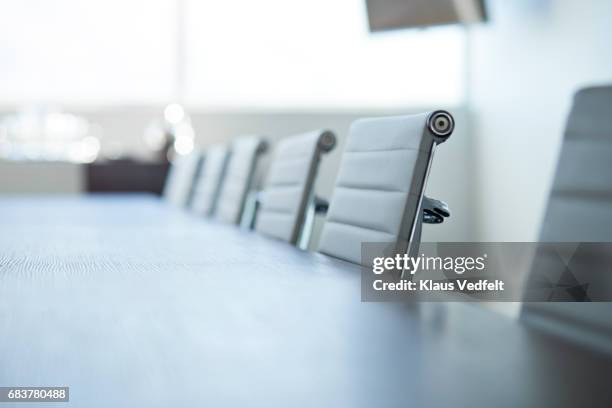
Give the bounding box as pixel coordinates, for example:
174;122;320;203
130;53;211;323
190;145;229;216
521;85;612;355
162;150;203;207
215;136;267;225
254;129;336;247
318;111;454;265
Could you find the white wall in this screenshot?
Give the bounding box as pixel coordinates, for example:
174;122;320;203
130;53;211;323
468;0;612;241
0;161;82;194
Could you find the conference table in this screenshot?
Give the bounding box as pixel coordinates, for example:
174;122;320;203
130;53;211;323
0;195;610;407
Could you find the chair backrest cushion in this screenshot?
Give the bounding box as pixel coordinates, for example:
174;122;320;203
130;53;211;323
255;130;335;244
318;113;437;265
162;150;203;207
215;136;267;224
190;145;229;216
521;86;612;355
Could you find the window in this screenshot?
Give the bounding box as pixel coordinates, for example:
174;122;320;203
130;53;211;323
0;0;465;109
185;0;466;109
0;0;175;105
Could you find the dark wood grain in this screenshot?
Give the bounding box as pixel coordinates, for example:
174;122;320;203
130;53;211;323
0;194;610;408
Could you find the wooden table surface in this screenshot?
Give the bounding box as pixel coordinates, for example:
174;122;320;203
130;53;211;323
0;195;610;408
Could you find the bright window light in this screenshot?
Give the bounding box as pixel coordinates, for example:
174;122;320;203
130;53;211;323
185;0;466;109
0;0;175;105
0;0;465;109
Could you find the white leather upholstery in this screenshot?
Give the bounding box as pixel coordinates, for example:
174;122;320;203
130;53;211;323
538;87;612;241
162;150;203;207
190;145;229;216
318;113;437;265
521;86;612;355
255;130;335;244
215;136;267;224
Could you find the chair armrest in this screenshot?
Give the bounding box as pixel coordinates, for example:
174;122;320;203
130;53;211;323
314;196;329;215
422;196;450;224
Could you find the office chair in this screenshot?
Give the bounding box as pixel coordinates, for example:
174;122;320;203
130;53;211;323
162;150;203;207
521;86;612;355
318;111;454;265
190;145;229;216
254;130;336;247
215;135;268;224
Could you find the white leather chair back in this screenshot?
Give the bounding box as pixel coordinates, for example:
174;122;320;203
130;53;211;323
215;136;267;224
255;130;335;244
318;112;452;264
190;145;229;216
162;150;203;207
521;86;612;355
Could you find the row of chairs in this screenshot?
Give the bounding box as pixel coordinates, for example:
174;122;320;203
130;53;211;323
163;110;455;265
169;86;612;356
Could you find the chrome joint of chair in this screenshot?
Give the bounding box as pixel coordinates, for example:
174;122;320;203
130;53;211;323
405;110;455;269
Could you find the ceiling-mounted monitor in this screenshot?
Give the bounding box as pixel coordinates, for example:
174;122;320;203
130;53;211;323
366;0;487;31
